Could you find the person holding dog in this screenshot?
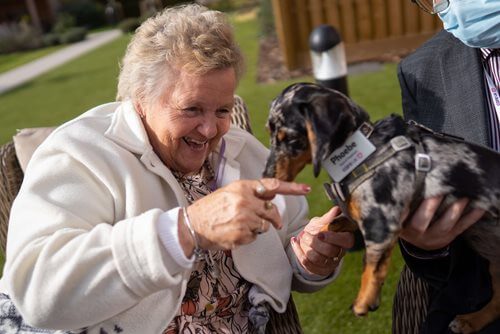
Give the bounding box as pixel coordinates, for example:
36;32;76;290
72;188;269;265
398;0;499;332
0;4;354;333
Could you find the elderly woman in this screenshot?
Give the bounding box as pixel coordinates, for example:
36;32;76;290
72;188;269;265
0;4;353;333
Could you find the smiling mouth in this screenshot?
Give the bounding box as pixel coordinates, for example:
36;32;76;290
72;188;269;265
183;137;208;151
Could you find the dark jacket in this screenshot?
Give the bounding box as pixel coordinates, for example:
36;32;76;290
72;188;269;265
398;29;499;333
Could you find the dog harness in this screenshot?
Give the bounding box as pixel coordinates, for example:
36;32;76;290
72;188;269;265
323;121;460;222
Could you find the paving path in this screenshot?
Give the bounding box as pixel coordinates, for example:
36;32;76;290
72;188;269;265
0;29;122;95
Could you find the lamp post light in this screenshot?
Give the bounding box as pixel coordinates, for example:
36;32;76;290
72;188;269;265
309;24;349;96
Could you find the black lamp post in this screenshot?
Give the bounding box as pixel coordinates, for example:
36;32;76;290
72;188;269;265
309;24;349;96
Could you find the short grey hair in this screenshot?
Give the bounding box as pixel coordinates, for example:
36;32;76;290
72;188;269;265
117;4;244;104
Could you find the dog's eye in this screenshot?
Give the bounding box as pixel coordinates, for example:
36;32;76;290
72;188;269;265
283;129;300;141
284;137;308;151
288;138;302;145
267;122;275;133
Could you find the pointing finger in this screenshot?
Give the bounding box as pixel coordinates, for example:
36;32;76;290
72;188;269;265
254;178;311;199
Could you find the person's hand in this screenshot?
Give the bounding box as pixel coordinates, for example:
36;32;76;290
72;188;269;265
291;207;355;276
185;178;311;251
399;196;485;251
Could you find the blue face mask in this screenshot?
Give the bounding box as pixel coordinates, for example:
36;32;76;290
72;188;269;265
438;0;500;48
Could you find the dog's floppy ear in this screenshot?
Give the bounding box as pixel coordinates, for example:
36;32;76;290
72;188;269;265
299;103;330;177
299;91;363;177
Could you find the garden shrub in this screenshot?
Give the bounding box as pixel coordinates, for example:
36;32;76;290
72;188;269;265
48;11;88;46
118;17;140;33
198;0;234;12
59;27;88;44
258;0;274;37
53;13;76;34
0;22;43;54
59;0;106;29
42;33;60;46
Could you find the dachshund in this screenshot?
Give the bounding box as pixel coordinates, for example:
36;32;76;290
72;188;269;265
263;82;500;334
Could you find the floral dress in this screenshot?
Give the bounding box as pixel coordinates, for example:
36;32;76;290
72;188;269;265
164;161;252;334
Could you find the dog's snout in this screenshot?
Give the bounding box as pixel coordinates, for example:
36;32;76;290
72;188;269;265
263;154;277;178
263;168;275;178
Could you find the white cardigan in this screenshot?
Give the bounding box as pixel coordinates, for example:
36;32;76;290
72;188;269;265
0;101;335;333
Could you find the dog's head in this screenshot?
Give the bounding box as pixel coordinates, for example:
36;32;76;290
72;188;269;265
264;82;370;180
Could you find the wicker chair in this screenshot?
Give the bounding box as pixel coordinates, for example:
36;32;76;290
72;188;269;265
0;96;303;334
0;141;22;256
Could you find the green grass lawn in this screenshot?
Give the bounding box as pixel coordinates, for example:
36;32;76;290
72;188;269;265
0;45;66;74
0;28;119;75
0;9;406;334
0;36;128;144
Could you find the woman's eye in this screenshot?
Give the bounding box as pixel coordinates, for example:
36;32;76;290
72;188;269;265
216;108;231;118
183;107;200;115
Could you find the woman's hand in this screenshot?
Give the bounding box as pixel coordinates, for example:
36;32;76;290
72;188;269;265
291;207;355;277
184;178;310;252
399;196;485;251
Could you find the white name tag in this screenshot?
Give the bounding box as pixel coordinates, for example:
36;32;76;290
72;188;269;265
322;130;376;182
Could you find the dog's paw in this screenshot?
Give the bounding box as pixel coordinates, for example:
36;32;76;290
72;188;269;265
350;303;368;317
449;317;475;334
351;301;379;317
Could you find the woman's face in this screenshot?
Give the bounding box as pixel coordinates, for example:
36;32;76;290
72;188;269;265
140;67;236;174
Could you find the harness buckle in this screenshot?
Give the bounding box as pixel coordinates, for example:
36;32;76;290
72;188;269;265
359;122;374;138
351;164;369;178
415;153;432;172
333;182;346;202
323;182;345;204
390;136;412;151
323;182;336;203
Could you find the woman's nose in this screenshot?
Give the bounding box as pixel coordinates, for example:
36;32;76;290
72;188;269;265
197;114;218;138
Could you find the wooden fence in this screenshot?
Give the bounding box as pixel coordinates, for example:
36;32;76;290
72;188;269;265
271;0;443;70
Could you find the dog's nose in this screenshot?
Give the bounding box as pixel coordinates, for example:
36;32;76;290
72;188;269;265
263;156;276;178
262;165;275;178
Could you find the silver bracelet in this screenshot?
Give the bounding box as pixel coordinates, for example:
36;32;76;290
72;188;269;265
182;207;204;260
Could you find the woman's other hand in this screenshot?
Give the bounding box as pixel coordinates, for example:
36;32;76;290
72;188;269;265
399;196;485;251
291;207;355;277
184;178;310;251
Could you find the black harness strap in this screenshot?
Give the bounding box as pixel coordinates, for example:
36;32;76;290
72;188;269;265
324;135;415;220
323;120;451;223
404;121;464;218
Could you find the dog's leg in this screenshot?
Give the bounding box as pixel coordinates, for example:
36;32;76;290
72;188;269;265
318;206;395;316
449;263;500;333
351;237;397;316
341;197;400;316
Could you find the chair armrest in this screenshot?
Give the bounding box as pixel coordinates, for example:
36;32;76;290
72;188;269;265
231;95;253;134
0;141;24;256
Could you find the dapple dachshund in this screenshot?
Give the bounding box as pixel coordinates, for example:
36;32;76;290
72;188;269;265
263;82;500;334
